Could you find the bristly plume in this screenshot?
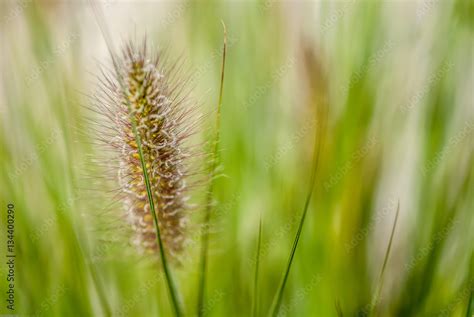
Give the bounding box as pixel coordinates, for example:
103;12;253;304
92;40;202;260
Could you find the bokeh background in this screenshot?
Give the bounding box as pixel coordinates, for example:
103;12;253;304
0;0;473;316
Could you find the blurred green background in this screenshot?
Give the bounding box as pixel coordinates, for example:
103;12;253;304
0;0;473;316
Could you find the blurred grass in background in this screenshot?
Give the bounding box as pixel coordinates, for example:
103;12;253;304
0;0;473;316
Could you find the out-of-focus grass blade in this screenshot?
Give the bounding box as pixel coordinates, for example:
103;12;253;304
369;200;400;317
335;299;344;317
252;216;263;317
466;291;473;317
197;20;227;317
268;45;327;317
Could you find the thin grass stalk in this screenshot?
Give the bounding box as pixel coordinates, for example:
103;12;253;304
89;1;182;315
268;97;327;317
252;216;263;317
196;22;227;317
369;201;400;317
466;289;473;317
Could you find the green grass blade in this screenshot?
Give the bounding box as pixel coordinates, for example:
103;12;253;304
252;216;263;317
268;194;311;317
88;1;182;316
369;200;400;317
335;299;344;317
197;21;228;317
466;286;473;317
268;90;327;317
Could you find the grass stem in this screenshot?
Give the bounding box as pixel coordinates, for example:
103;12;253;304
369;201;400;317
268;93;327;317
197;21;228;317
252;216;263;317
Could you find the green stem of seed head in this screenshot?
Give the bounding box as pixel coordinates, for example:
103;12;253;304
269;93;327;317
89;2;183;316
197;21;227;317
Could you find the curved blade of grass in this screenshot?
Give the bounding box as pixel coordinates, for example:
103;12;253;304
368;200;400;317
465;262;473;317
335;299;344;317
466;288;473;317
89;1;182;316
197;21;227;317
252;216;263;317
268;94;327;317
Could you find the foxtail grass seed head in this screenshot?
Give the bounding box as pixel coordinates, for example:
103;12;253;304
95;41;200;259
